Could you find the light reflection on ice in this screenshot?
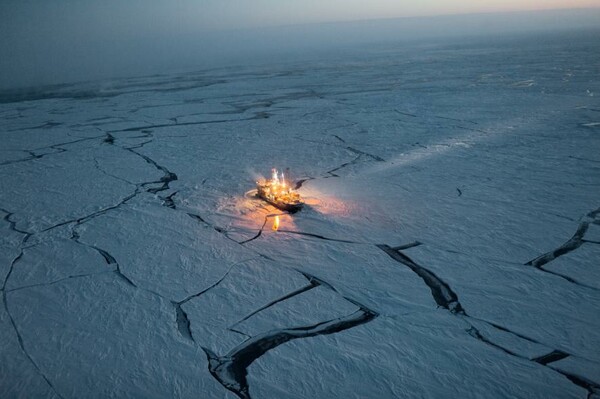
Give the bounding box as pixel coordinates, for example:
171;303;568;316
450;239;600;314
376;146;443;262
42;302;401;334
368;136;475;174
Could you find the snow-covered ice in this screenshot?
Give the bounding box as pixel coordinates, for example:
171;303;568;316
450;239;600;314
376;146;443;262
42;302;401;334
1;31;600;398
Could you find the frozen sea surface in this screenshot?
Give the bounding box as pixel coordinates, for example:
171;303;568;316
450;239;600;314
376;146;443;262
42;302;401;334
1;31;600;398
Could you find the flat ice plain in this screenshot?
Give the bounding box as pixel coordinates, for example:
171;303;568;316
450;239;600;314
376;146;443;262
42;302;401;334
1;31;600;398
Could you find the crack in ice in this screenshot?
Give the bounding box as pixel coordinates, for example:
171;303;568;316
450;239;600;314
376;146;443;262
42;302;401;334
202;271;378;398
378;242;600;395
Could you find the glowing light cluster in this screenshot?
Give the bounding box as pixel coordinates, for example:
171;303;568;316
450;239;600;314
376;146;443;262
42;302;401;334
256;168;304;213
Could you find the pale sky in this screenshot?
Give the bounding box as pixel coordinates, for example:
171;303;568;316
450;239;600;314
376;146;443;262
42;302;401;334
1;1;600;89
158;0;600;30
2;0;600;36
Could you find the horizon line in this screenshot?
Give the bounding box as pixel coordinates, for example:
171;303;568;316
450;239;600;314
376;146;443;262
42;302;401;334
208;6;600;34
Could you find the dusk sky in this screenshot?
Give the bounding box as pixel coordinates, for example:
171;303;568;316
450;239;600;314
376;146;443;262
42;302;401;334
3;0;600;33
2;1;600;89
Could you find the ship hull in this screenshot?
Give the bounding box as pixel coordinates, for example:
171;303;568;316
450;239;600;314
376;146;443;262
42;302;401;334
256;185;303;213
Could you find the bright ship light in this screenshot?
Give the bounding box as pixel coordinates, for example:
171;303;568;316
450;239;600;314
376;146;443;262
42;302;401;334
256;168;304;213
